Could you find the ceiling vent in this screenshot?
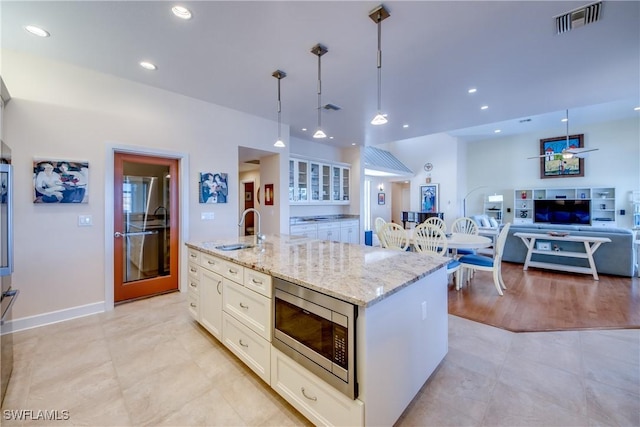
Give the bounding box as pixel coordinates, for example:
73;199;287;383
323;103;342;111
555;1;602;34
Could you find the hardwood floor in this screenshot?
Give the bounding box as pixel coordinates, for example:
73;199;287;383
448;261;640;332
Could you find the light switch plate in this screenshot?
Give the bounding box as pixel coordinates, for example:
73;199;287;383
201;212;215;220
78;214;93;226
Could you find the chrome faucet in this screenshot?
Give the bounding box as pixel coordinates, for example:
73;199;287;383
239;208;265;245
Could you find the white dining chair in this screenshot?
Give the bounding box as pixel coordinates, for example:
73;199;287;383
458;223;511;296
379;222;409;251
423;216;446;232
451;217;480;261
374;217;387;247
413;223;462;290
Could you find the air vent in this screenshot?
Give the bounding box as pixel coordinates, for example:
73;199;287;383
555;1;602;34
323;103;342;111
245;159;260;165
519;118;532;123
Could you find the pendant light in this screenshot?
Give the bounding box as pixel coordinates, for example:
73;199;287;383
369;5;390;125
272;70;286;148
311;44;328;138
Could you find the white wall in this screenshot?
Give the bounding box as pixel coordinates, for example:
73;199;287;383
2;50;287;321
463;117;640;228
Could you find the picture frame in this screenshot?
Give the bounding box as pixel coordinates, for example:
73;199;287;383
536;241;551;251
265;183;274;206
539;134;584;179
33;159;89;203
199;172;228;204
378;192;385;205
420;183;439;213
245;191;252;201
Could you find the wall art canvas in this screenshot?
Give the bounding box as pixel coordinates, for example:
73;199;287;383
539;134;584;179
264;183;274;206
33;160;89;203
199;172;228;203
420;184;439;213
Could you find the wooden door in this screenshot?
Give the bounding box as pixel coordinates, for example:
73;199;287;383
114;153;179;302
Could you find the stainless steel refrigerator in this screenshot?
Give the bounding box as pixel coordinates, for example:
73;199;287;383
1;78;17;404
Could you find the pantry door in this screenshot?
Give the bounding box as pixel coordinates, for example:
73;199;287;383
114;152;179;303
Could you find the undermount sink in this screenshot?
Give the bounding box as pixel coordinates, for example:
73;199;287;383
214;243;255;251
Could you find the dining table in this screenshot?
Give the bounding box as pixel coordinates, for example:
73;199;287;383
407;230;493;256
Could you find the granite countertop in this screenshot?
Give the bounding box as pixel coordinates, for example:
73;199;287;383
290;215;360;225
186;234;448;308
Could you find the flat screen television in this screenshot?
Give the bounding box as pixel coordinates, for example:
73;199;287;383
534;199;591;225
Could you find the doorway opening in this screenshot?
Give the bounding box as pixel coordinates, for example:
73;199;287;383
242;181;255;235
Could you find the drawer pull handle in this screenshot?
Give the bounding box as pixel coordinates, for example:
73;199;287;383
239;339;248;348
229;268;238;274
190;303;197;308
189;282;197;288
301;387;317;401
190;253;197;258
239;302;249;309
208;260;215;265
190;268;197;273
251;278;263;285
216;281;222;295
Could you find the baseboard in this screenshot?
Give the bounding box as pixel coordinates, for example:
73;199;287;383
2;301;106;334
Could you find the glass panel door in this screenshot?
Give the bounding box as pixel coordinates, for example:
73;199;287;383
310;162;320;202
322;165;331;201
297;160;308;202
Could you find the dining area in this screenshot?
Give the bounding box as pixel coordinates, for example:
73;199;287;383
374;217;512;296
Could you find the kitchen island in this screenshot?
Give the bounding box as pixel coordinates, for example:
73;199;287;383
186;234;449;426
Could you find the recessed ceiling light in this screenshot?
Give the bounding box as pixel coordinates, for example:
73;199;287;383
25;25;50;37
402;124;409;128
468;88;477;94
494;129;501;133
172;5;192;20
351;143;356;146
139;61;157;70
480;105;489;110
634;106;640;111
329;136;334;139
301;128;307;132
561;118;568;122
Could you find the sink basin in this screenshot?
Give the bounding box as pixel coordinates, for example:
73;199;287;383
214;243;255;251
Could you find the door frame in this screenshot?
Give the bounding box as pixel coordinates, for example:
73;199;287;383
104;143;190;311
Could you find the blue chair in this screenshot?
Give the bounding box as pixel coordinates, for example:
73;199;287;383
458;223;511;296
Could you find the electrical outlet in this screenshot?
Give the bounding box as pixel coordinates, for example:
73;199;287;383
78;215;93;226
421;301;427;320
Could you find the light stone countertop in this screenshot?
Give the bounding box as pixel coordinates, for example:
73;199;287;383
186;234;449;307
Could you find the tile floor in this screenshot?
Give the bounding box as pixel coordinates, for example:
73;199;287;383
2;291;639;426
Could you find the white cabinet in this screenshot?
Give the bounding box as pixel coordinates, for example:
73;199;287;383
513;187;617;226
317;222;341;242
289;157;350;205
223;279;272;341
186;249;201;321
289;158;309;203
200;268;223;340
271;347;364;427
223;312;271;384
340;220;359;244
289;223;318;239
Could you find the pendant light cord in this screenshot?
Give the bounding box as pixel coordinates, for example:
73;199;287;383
377;14;383;112
317;52;322;129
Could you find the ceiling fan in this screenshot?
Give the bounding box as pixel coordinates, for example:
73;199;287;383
527;109;600;160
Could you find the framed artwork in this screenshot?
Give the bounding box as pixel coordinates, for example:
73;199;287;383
378;192;385;205
199;172;228;203
420;184;439;213
539;134;584;179
33;160;89;203
265;183;274;206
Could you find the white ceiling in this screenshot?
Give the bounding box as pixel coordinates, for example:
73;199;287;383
2;1;639;147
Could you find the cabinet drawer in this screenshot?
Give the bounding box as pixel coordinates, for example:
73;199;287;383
200;252;226;275
187;248;201;264
222;312;270;385
187;290;199;320
340;220;359;229
244;269;272;298
187;277;200;295
221;259;244;283
187;262;200;281
271;348;364;427
223;279;271;341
